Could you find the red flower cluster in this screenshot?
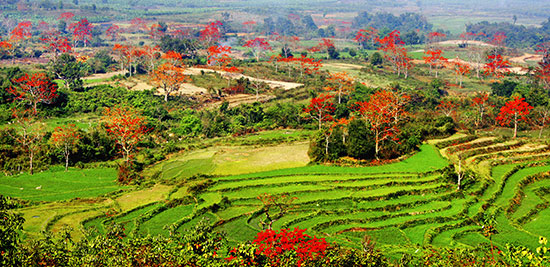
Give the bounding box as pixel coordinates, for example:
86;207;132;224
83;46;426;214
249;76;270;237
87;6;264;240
253;228;328;266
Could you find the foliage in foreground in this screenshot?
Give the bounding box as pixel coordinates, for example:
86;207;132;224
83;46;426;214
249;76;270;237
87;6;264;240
2;195;549;267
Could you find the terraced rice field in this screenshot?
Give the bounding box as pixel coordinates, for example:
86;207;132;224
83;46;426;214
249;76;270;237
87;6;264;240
4;134;550;254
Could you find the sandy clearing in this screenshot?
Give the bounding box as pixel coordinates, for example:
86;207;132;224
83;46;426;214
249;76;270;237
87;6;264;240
206;93;276;108
324;63;364;69
445;57;529;75
185;67;303;90
83;70;127;80
435;40;495;47
509;53;543;64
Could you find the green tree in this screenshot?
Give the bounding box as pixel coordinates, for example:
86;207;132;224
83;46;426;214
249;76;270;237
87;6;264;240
0;195;25;266
346;119;375;159
52;53;85;91
370;52;383;66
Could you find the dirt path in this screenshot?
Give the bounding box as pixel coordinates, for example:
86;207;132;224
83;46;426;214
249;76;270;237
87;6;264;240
509;53;542;64
324;63;364;70
206;93;276;108
185;67;303;90
413;57;529;75
435;40;495;47
83;70;127;80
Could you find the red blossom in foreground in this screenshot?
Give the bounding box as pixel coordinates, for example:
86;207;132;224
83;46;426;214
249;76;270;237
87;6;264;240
496;97;533;138
250;228;328;267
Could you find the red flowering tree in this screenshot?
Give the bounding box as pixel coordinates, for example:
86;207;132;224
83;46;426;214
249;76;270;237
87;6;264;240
69;19;93;47
207;45;232;69
459;31;476;47
130;18;148;33
309;38;335;59
535;42;550;90
8;73;58;113
242;20;256;37
149;23;165;41
58;12;75;21
140;45;160;72
294;55;323;77
271;33;300;58
326;71;354;104
40;31;72;59
354;27;378;49
484;54;510;78
533;105;550;139
471;93;492;128
496;97;533;138
102;106;149;163
257;193;297;230
243;37;272;62
37;21;49;33
247;228;328;267
113;44;146;76
304;93;335;130
50;124;80;171
0;40;14;62
489;32;507;55
9;21;32;44
437;99;458;117
200;21;223;45
395;46;413;78
452;60;471;87
355;89;409;158
151;63;190;101
105;25;120;41
162;50;184;65
423;49;447;77
377;30;412;78
9;108;43;175
426;31;446;49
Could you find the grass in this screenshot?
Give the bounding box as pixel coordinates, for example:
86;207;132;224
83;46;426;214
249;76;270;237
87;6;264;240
138;204;195;236
5;134;550;253
150;142;311;180
0;167;123;202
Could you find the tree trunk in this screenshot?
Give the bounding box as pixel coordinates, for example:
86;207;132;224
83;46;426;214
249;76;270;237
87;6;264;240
29;150;34;175
325;134;330;159
513;113;518;138
164;92;168;102
374;132;380;160
457;160;463;190
539;115;547;139
65;153;69;171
